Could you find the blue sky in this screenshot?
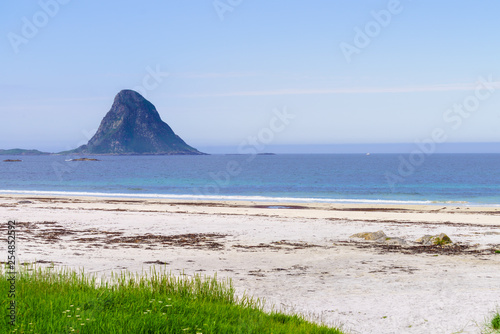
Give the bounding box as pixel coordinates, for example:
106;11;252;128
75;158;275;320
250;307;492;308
1;0;500;153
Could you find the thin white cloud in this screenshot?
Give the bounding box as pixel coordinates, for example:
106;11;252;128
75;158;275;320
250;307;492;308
173;72;261;79
42;96;111;103
174;81;500;98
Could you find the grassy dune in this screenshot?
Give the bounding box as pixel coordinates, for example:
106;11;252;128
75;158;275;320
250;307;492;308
1;266;344;334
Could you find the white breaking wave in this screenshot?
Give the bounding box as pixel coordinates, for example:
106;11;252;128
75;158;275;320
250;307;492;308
0;189;441;205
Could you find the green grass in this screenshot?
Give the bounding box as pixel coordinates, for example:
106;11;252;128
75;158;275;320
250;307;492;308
1;265;343;334
492;313;500;330
483;312;500;333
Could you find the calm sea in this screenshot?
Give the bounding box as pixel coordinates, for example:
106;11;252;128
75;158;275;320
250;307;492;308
1;154;499;205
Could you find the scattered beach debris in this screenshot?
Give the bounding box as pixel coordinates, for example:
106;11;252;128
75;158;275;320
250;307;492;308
416;233;452;246
144;260;170;265
233;243;281;251
340;240;497;255
233;240;326;252
106;233;226;250
0;221;226;250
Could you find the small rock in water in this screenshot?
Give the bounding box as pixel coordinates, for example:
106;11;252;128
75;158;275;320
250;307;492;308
69;158;100;162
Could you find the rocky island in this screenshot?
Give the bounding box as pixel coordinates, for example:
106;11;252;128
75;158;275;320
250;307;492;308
67;90;203;155
0;149;49;155
1;90;203;156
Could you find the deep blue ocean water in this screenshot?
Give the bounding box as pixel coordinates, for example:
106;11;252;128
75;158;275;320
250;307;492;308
1;154;499;205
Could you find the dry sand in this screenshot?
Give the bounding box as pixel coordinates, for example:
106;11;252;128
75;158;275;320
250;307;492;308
1;195;499;333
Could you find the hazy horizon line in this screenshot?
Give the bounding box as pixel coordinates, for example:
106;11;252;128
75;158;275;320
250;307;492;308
3;142;500;155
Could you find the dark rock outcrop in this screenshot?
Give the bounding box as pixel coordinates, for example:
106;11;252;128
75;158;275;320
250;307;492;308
68;90;203;155
68;158;100;162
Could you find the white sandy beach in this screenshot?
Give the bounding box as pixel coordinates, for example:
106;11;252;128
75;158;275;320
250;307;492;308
1;195;499;334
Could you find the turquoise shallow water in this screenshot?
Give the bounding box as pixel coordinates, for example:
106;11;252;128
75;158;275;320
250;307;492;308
1;154;499;205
